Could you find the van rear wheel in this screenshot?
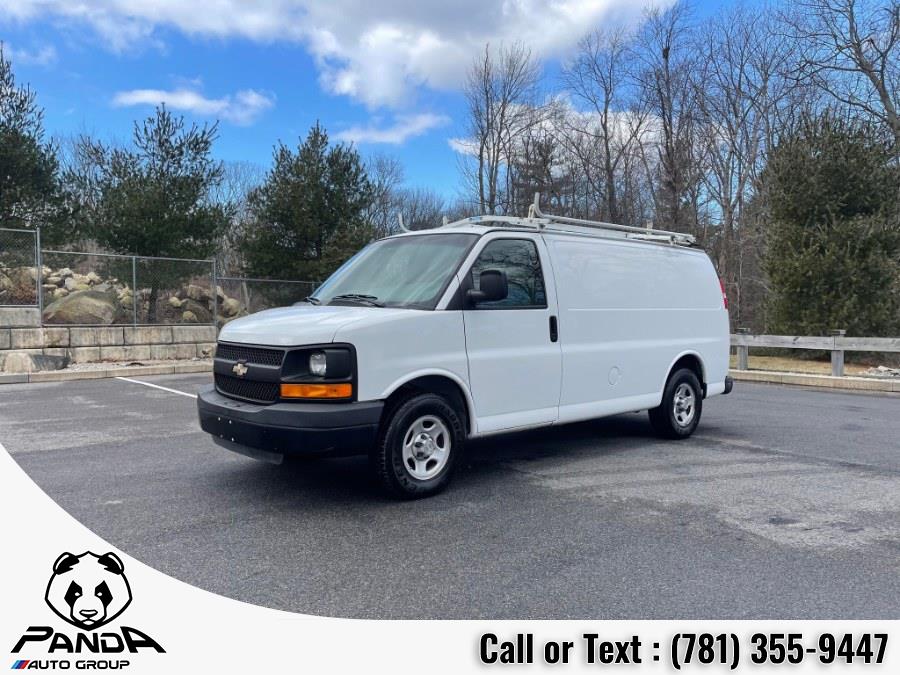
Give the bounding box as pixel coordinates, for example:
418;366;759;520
372;392;464;499
648;368;702;439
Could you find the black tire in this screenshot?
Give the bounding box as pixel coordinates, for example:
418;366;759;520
648;368;703;439
371;392;465;499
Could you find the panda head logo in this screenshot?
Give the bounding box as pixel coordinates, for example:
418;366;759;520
44;552;132;631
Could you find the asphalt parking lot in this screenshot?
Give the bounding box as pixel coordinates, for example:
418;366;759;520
2;374;899;619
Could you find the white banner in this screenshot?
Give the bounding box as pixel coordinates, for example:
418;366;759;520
1;444;896;674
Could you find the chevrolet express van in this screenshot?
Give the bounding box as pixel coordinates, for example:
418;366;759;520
198;198;732;498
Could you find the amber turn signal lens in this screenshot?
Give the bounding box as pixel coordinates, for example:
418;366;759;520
280;383;353;399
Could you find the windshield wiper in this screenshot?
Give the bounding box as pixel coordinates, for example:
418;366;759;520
303;296;321;305
330;293;384;307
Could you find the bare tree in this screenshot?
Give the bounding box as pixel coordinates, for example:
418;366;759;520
692;4;798;323
362;156;447;233
504;99;575;214
398;187;446;230
562;27;650;222
632;2;704;233
462;42;541;214
213;160;265;274
364;153;405;238
788;0;900;151
553;110;604;217
443;197;474;223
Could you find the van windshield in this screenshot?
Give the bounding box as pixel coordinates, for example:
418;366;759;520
310;233;478;310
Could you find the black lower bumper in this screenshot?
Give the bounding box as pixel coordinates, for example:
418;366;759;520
724;375;734;394
197;386;383;458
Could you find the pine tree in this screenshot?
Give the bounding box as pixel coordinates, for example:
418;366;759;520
70;105;230;320
242;123;374;281
73;105;228;258
762;112;900;336
0;45;68;240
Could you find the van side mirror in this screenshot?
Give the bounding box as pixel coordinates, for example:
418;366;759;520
467;269;508;305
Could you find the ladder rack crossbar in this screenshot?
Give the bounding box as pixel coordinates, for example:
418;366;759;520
530;193;695;245
443;214;547;229
436;193;695;247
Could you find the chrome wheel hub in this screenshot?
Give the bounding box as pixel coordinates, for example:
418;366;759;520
402;415;451;480
673;383;696;427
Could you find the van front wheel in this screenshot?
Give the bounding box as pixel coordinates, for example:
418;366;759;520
372;392;464;499
648;368;702;439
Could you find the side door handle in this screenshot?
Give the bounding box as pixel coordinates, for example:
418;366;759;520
549;315;558;343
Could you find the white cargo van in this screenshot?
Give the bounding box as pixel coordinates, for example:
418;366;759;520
198;197;732;498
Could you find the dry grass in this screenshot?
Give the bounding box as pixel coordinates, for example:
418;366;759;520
729;354;871;376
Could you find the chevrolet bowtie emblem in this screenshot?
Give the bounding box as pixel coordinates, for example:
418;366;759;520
232;362;249;377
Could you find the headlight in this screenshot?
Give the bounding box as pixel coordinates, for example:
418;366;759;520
309;351;327;376
280;345;355;401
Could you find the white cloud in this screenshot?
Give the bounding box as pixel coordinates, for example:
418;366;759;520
111;87;275;125
449;96;662;161
336;113;449;145
5;43;57;67
0;0;667;108
447;137;478;155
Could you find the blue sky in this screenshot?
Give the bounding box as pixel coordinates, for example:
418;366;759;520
1;0;726;198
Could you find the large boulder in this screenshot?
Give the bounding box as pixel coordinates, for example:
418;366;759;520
42;290;120;325
0;267;36;303
221;297;241;317
179;299;212;323
6;267;35;289
64;276;90;292
2;351;69;374
185;284;211;303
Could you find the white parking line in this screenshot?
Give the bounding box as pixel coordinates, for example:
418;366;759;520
115;376;198;399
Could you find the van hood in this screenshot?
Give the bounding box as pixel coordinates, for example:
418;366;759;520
217;304;410;347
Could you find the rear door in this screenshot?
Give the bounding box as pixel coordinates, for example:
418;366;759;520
461;235;561;433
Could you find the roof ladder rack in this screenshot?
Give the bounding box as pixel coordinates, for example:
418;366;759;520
433;193;696;246
528;193;696;246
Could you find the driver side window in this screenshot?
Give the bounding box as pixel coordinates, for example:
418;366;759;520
470;239;547;309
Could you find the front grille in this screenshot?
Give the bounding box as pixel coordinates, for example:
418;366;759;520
214;374;280;404
215;342;284;367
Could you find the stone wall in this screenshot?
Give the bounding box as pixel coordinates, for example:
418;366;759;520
0;325;217;370
0;307;40;327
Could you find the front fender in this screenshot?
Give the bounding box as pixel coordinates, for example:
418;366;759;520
380;369;478;436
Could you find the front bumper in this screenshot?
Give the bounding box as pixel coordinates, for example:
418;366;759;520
197;386;383;459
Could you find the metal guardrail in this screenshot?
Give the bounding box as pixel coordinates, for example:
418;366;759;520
731;329;900;377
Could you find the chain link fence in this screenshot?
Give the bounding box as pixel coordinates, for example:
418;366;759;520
135;256;216;325
40;251;135;324
216;277;318;321
0;228;39;307
39;251;218;325
0;231;320;326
